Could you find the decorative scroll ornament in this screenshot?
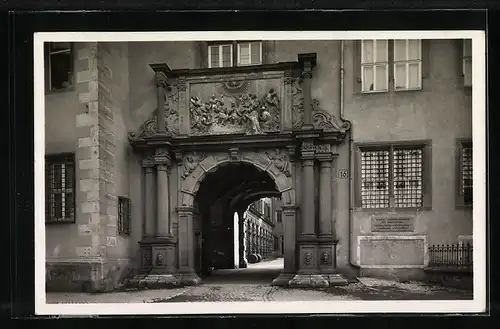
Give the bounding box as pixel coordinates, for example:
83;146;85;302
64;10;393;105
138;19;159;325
312;101;351;131
127;85;179;141
181;152;206;179
189;88;281;136
291;77;304;129
266;148;291;177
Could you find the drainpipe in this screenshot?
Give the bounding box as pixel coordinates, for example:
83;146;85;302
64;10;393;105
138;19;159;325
339;41;357;269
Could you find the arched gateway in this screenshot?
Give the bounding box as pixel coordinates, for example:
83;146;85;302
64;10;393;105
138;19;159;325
127;53;351;289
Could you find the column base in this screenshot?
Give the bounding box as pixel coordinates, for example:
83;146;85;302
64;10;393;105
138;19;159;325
271;273;295;287
127;272;202;289
288;273;349;289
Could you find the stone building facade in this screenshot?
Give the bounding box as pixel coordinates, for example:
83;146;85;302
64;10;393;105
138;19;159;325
44;39;473;292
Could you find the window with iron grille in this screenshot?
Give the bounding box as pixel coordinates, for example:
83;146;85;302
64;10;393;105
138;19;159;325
264;202;271;220
45;153;75;223
118;196;131;235
457;140;473;207
357;142;430;209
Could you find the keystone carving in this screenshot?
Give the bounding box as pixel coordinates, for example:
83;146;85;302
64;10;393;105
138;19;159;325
265;148;291;177
189;88;280;136
181;152;206;179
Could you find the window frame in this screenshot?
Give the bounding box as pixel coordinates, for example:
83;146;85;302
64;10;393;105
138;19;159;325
45;152;76;224
462;39;473;88
361;39;389;93
45;42;75;93
276;209;283;223
354;140;432;211
456;138;473;208
393;39;423;91
236;41;263;66
207;40;263;69
207;43;234;68
118;196;132;235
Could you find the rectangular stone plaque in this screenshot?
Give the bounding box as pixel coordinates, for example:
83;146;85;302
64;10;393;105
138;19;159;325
371;217;414;232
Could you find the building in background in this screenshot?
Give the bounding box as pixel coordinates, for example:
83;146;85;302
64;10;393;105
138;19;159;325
43;38;473;292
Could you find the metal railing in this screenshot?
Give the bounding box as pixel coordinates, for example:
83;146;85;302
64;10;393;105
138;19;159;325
428;243;473;269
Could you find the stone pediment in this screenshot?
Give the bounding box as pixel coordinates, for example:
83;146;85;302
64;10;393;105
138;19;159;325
128;54;350;145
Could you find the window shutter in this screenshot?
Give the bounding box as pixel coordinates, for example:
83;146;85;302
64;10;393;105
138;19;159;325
262;41;273;64
222;44;232;67
353;41;362;93
250;42;261;65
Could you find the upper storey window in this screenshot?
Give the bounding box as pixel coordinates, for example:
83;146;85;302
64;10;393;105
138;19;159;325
462;39;472;87
45;42;73;91
360;39;423;93
208;41;263;68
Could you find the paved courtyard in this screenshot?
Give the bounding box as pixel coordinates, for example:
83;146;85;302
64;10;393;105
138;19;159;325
46;258;473;304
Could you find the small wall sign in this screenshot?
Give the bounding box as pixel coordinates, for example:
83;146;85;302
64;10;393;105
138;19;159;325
338;169;349;179
371;217;415;233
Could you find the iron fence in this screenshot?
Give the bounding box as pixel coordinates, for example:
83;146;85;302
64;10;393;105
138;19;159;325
428;243;473;269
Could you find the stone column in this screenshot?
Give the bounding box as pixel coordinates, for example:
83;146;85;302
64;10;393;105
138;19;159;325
318;153;333;238
154;71;168;134
238;210;247;268
143;157;156;239
298;53;317;129
300;141;316;239
176;206;201;285
154;149;172;238
272;204;297;286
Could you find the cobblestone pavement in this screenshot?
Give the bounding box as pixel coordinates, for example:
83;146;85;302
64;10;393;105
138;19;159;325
46;258;473;304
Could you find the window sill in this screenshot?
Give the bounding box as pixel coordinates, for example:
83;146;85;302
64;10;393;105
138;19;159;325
45;86;76;95
354;206;433;213
394;87;423;93
360;89;389;95
46;220;76;225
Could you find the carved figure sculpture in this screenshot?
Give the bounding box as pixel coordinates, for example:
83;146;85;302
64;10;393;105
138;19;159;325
181;152;206;179
266;148;291;177
188;89;280;136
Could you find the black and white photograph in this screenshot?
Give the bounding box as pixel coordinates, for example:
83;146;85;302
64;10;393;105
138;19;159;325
33;30;486;315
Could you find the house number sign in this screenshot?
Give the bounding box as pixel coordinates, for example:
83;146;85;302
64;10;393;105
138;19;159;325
338;169;349;179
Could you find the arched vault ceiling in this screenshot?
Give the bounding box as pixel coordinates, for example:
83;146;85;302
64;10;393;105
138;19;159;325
195;162;279;211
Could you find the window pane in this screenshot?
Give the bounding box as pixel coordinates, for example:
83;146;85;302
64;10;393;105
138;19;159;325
52;164;62;189
394;39;407;61
463;39;472;57
375;65;387;90
393;148;423;208
375;40;388;62
50;52;72;89
54;193;63;219
250;42;261;64
408;62;421;89
394;63;407;90
462;146;473;195
209;46;220;68
65;192;74;219
239;43;250;66
464;58;472;86
362;65;374;92
362;40;374;63
222;45;232;67
360;150;390;208
50;42;71;52
408;40;421;60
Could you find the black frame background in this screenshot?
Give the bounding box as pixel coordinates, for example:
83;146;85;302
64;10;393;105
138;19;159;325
0;3;496;326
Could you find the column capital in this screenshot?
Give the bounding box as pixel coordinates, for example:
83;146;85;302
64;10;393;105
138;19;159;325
317;154;333;164
154;147;173;167
142;157;156;168
176;206;194;217
281;204;298;215
154;71;169;89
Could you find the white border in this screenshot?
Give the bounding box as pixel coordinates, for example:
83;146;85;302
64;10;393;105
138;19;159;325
34;30;486;315
357;235;429;268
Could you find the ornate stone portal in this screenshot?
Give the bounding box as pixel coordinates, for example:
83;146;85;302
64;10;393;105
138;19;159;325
127;53;350;289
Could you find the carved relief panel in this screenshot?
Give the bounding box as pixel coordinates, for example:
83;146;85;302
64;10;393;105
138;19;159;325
187;78;282;136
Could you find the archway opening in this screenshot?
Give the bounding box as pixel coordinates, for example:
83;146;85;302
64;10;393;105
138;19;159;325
192;162;284;283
